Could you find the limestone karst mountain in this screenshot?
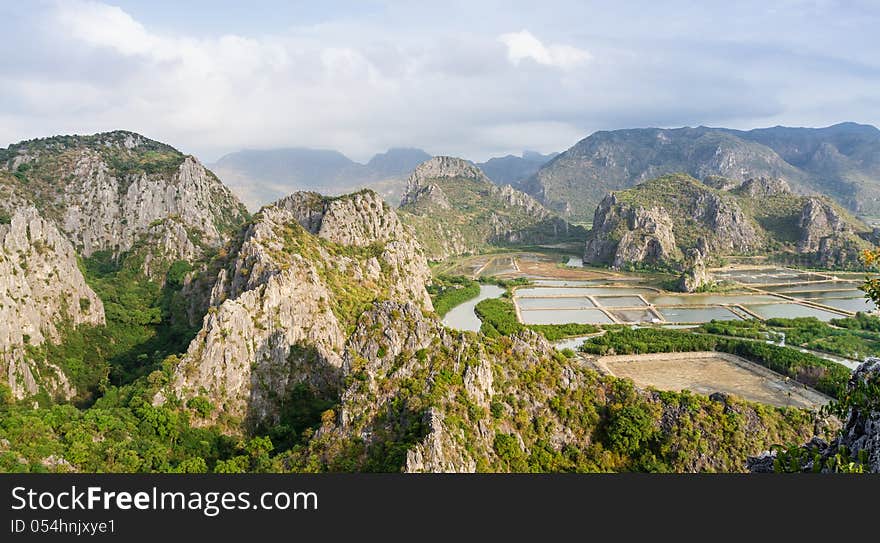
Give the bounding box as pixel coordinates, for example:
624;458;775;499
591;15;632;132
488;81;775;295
398;156;581;260
162;189;433;427
0;130;249;401
583;173;872;271
0;131;248;277
526;123;880;221
0;129;866;475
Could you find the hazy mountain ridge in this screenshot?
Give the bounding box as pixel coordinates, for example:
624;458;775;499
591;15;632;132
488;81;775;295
527;123;880;221
210;148;558;211
210;147;432;210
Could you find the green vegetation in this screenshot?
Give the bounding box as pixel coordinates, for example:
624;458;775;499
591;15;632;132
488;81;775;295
528;323;600;341
700;315;880;361
428;275;480;317
473;296;597;340
0;368;285;473
580;327;718;356
21;249;203;405
580;327;849;398
276;332;817;473
475;297;523;336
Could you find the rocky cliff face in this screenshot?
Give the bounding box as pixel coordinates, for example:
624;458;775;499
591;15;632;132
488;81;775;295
579;173;880;270
399;157;576;260
584;194;679;268
797;197;864;267
162;189;432;428
677;239;713;292
2;131;248;278
0;208;105;399
63;154;241;258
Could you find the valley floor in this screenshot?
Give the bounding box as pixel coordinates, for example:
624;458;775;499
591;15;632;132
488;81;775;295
436;249;879;410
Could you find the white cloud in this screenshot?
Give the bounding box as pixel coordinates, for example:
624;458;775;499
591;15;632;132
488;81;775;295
0;1;876;163
498;30;591;69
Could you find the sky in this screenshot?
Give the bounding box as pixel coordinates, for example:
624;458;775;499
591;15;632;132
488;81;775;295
0;0;878;162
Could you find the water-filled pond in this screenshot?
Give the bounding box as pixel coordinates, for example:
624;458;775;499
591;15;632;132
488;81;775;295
520;308;615;325
815;297;877;313
713;269;827;284
610;309;660;323
764;282;861;294
789;290;866;300
594;295;648;307
517;297;596;310
743;303;843;321
647;294;781;306
441;284;505;332
655;306;742;322
515;286;655;297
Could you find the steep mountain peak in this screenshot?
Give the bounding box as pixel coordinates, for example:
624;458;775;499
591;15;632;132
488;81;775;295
161;188;432;427
274;189;407;247
401;156;489;207
407;156;488;186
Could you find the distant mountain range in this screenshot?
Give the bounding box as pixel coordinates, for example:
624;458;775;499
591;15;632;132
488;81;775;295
211;148;557;210
523;122;880;222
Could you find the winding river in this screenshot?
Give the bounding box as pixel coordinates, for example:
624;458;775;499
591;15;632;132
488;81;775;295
441;284;505;332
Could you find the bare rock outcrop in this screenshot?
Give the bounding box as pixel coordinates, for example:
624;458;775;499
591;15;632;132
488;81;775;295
60;153;244;260
677;239;713;292
0;208;105;399
796;197;862;266
693;192;760;253
584;194;678;268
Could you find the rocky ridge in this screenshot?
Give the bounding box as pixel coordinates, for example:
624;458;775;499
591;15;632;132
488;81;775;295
277;301;817;472
525;123;880;220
